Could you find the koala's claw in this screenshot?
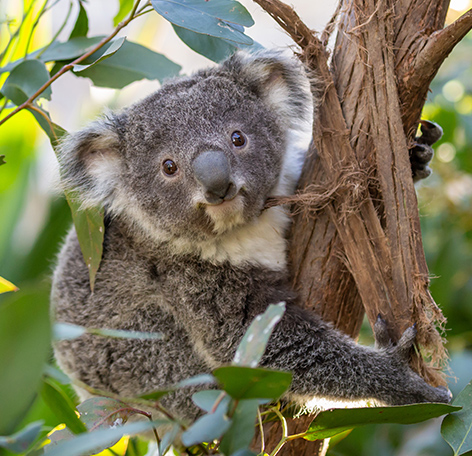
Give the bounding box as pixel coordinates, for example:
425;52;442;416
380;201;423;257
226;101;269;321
417;120;443;146
395;325;417;361
374;314;391;350
410;119;443;182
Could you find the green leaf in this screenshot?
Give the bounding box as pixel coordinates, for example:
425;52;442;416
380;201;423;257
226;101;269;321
213;366;292;400
234;302;285;367
53;322;164;340
73;37;126;72
114;0;135;26
138;373;215;401
48;397;155;453
0;288;51;435
64;192;104;291
192;390;229;413
43;419;168;456
219;399;259;455
77;397;148;430
305;403;462;441
158;424;180;456
442;380;472;455
39;36;103;62
27;106;68;151
41;379;87;434
173;24;237;62
1;60;51;105
0;421;43;453
69;2;89;39
151;0;254;45
43;365;72;385
177;374;216;388
74;41;181;89
0;275;18;293
181;399;231;446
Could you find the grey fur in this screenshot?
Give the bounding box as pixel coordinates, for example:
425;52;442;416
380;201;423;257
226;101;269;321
52;50;450;422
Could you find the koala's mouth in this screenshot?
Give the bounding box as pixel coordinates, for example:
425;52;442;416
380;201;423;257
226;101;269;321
203;194;246;234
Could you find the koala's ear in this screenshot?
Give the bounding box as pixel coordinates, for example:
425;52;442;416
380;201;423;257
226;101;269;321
57;115;123;209
223;50;312;129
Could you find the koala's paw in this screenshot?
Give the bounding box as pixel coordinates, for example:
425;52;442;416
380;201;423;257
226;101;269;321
374;314;416;361
375;315;452;404
410;120;443;182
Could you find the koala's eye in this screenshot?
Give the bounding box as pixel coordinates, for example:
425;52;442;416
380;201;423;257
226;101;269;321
231;131;246;148
162;159;178;176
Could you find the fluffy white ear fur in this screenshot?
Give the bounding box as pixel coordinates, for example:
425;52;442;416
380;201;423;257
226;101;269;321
58;117;122;210
227;50;313;132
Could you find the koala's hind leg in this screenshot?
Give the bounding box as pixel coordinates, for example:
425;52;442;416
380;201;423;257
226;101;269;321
410;120;443;182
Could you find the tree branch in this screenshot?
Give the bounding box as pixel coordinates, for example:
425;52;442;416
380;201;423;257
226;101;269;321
413;7;472;85
251;0;315;49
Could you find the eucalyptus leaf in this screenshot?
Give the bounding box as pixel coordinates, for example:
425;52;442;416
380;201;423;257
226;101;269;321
39;36;103;62
0;421;43;453
172;24;237;62
0;275;18;293
442;380;472;455
77;397;148;430
181;399;231;446
43;365;72;385
41;379;87;434
64;192;104;291
213;366;292;400
73;37;126;72
305;403;462;441
177;374;216;388
53;322;86;340
192;390;229;413
219;399;259;455
151;0;254;45
0;287;51;435
234;302;285;367
1;60;51;105
28;106;68;151
159;424;180;456
75;41;181;89
43;419;167;456
138;373;215;401
114;0;135;26
69;2;89;39
53;322;163;341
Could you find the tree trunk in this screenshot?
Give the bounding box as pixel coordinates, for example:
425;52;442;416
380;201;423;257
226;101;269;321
252;0;472;454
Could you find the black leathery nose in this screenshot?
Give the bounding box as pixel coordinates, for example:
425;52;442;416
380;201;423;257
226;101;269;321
193;151;233;202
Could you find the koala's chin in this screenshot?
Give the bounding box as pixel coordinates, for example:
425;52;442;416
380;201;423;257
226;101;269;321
203;194;246;235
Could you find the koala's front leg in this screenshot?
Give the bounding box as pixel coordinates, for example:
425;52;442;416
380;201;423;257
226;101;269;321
261;306;451;406
410;120;443;182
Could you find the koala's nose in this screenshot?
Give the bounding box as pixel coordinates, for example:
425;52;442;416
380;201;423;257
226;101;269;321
193;151;236;204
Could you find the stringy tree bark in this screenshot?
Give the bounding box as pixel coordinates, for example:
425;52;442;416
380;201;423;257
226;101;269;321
253;0;472;454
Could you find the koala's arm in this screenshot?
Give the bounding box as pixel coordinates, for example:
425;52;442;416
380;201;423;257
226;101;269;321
258;305;450;406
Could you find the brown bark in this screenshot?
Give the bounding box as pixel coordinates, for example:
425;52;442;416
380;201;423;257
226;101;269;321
252;0;472;455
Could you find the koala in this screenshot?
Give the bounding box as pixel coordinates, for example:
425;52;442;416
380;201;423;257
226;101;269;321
51;50;449;422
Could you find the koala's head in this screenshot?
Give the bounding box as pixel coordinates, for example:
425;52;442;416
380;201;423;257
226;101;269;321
58;51;311;243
